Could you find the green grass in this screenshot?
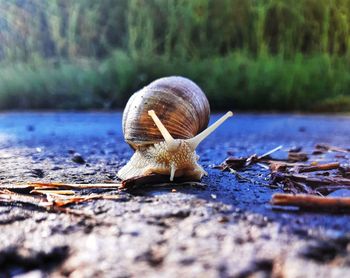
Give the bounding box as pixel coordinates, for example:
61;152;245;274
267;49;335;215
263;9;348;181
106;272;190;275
1;51;349;112
0;0;350;111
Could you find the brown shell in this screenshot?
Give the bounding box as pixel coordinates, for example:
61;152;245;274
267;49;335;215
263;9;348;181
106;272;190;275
122;76;210;149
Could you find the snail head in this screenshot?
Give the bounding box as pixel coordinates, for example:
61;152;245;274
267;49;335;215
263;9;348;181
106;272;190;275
147;109;233;181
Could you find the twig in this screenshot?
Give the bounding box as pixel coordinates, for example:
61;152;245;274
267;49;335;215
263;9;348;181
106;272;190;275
215;145;284;171
29;182;123;190
298;162;340;173
266;160;307;167
258;145;283;160
271;172;350;187
315;144;349;154
257;163;270;170
229;168;253;182
31;189;75;195
271;193;350;210
47;194;122;207
0;190;93;217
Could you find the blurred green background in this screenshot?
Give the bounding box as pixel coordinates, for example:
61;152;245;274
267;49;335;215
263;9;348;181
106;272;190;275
0;0;350;112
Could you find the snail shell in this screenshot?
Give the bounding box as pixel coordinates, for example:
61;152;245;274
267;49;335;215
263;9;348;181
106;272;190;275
117;76;233;181
122;76;210;149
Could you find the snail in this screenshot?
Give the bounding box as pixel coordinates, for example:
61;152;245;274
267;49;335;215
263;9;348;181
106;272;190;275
117;76;233;181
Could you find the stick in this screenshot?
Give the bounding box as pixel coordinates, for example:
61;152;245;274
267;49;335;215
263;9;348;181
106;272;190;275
272;172;350;186
0;190;93;217
229;168;254;182
298;162;340;173
271;193;350;210
29;182;123;190
258;145;283;160
31;189;75;195
257;163;270;170
49;194;121;207
315;144;349;153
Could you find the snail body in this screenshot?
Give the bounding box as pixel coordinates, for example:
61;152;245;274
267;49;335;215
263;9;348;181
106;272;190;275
117;76;232;181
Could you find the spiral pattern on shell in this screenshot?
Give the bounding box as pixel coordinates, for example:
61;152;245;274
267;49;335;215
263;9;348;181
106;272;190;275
122;76;210;149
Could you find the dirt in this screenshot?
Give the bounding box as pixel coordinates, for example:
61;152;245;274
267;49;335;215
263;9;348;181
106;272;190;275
0;112;350;277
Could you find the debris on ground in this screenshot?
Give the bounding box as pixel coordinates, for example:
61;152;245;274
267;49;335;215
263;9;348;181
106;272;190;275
215;144;350;212
0;143;349;214
0;176;204;215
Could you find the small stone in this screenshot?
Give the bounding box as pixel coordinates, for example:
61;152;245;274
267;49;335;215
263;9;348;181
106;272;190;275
30;168;45;178
289;146;302;153
72;153;85;164
179;256;196;266
300;241;339;263
218;216;229;223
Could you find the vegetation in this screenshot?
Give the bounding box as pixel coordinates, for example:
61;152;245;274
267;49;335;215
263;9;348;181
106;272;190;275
0;0;350;111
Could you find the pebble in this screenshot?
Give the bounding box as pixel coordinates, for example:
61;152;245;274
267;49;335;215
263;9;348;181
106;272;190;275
30;168;45;178
289;146;302;153
217;216;229;223
72;153;86;164
300;240;340;263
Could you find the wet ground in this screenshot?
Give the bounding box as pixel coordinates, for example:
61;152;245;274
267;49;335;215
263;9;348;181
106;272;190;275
0;112;350;277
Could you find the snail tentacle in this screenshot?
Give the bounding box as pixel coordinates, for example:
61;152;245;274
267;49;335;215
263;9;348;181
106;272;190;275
185;111;233;150
170;163;176;181
148;110;180;151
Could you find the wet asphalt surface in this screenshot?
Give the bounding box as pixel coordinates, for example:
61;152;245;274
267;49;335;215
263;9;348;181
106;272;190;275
0;112;350;277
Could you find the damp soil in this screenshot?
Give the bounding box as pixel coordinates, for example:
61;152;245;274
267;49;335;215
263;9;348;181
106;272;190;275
0;112;350;277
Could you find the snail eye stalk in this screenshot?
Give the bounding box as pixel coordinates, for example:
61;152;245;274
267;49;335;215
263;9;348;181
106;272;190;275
185;111;233;150
148;110;179;151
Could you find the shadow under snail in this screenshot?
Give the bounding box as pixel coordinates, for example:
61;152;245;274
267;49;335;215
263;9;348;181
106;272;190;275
117;76;233;181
